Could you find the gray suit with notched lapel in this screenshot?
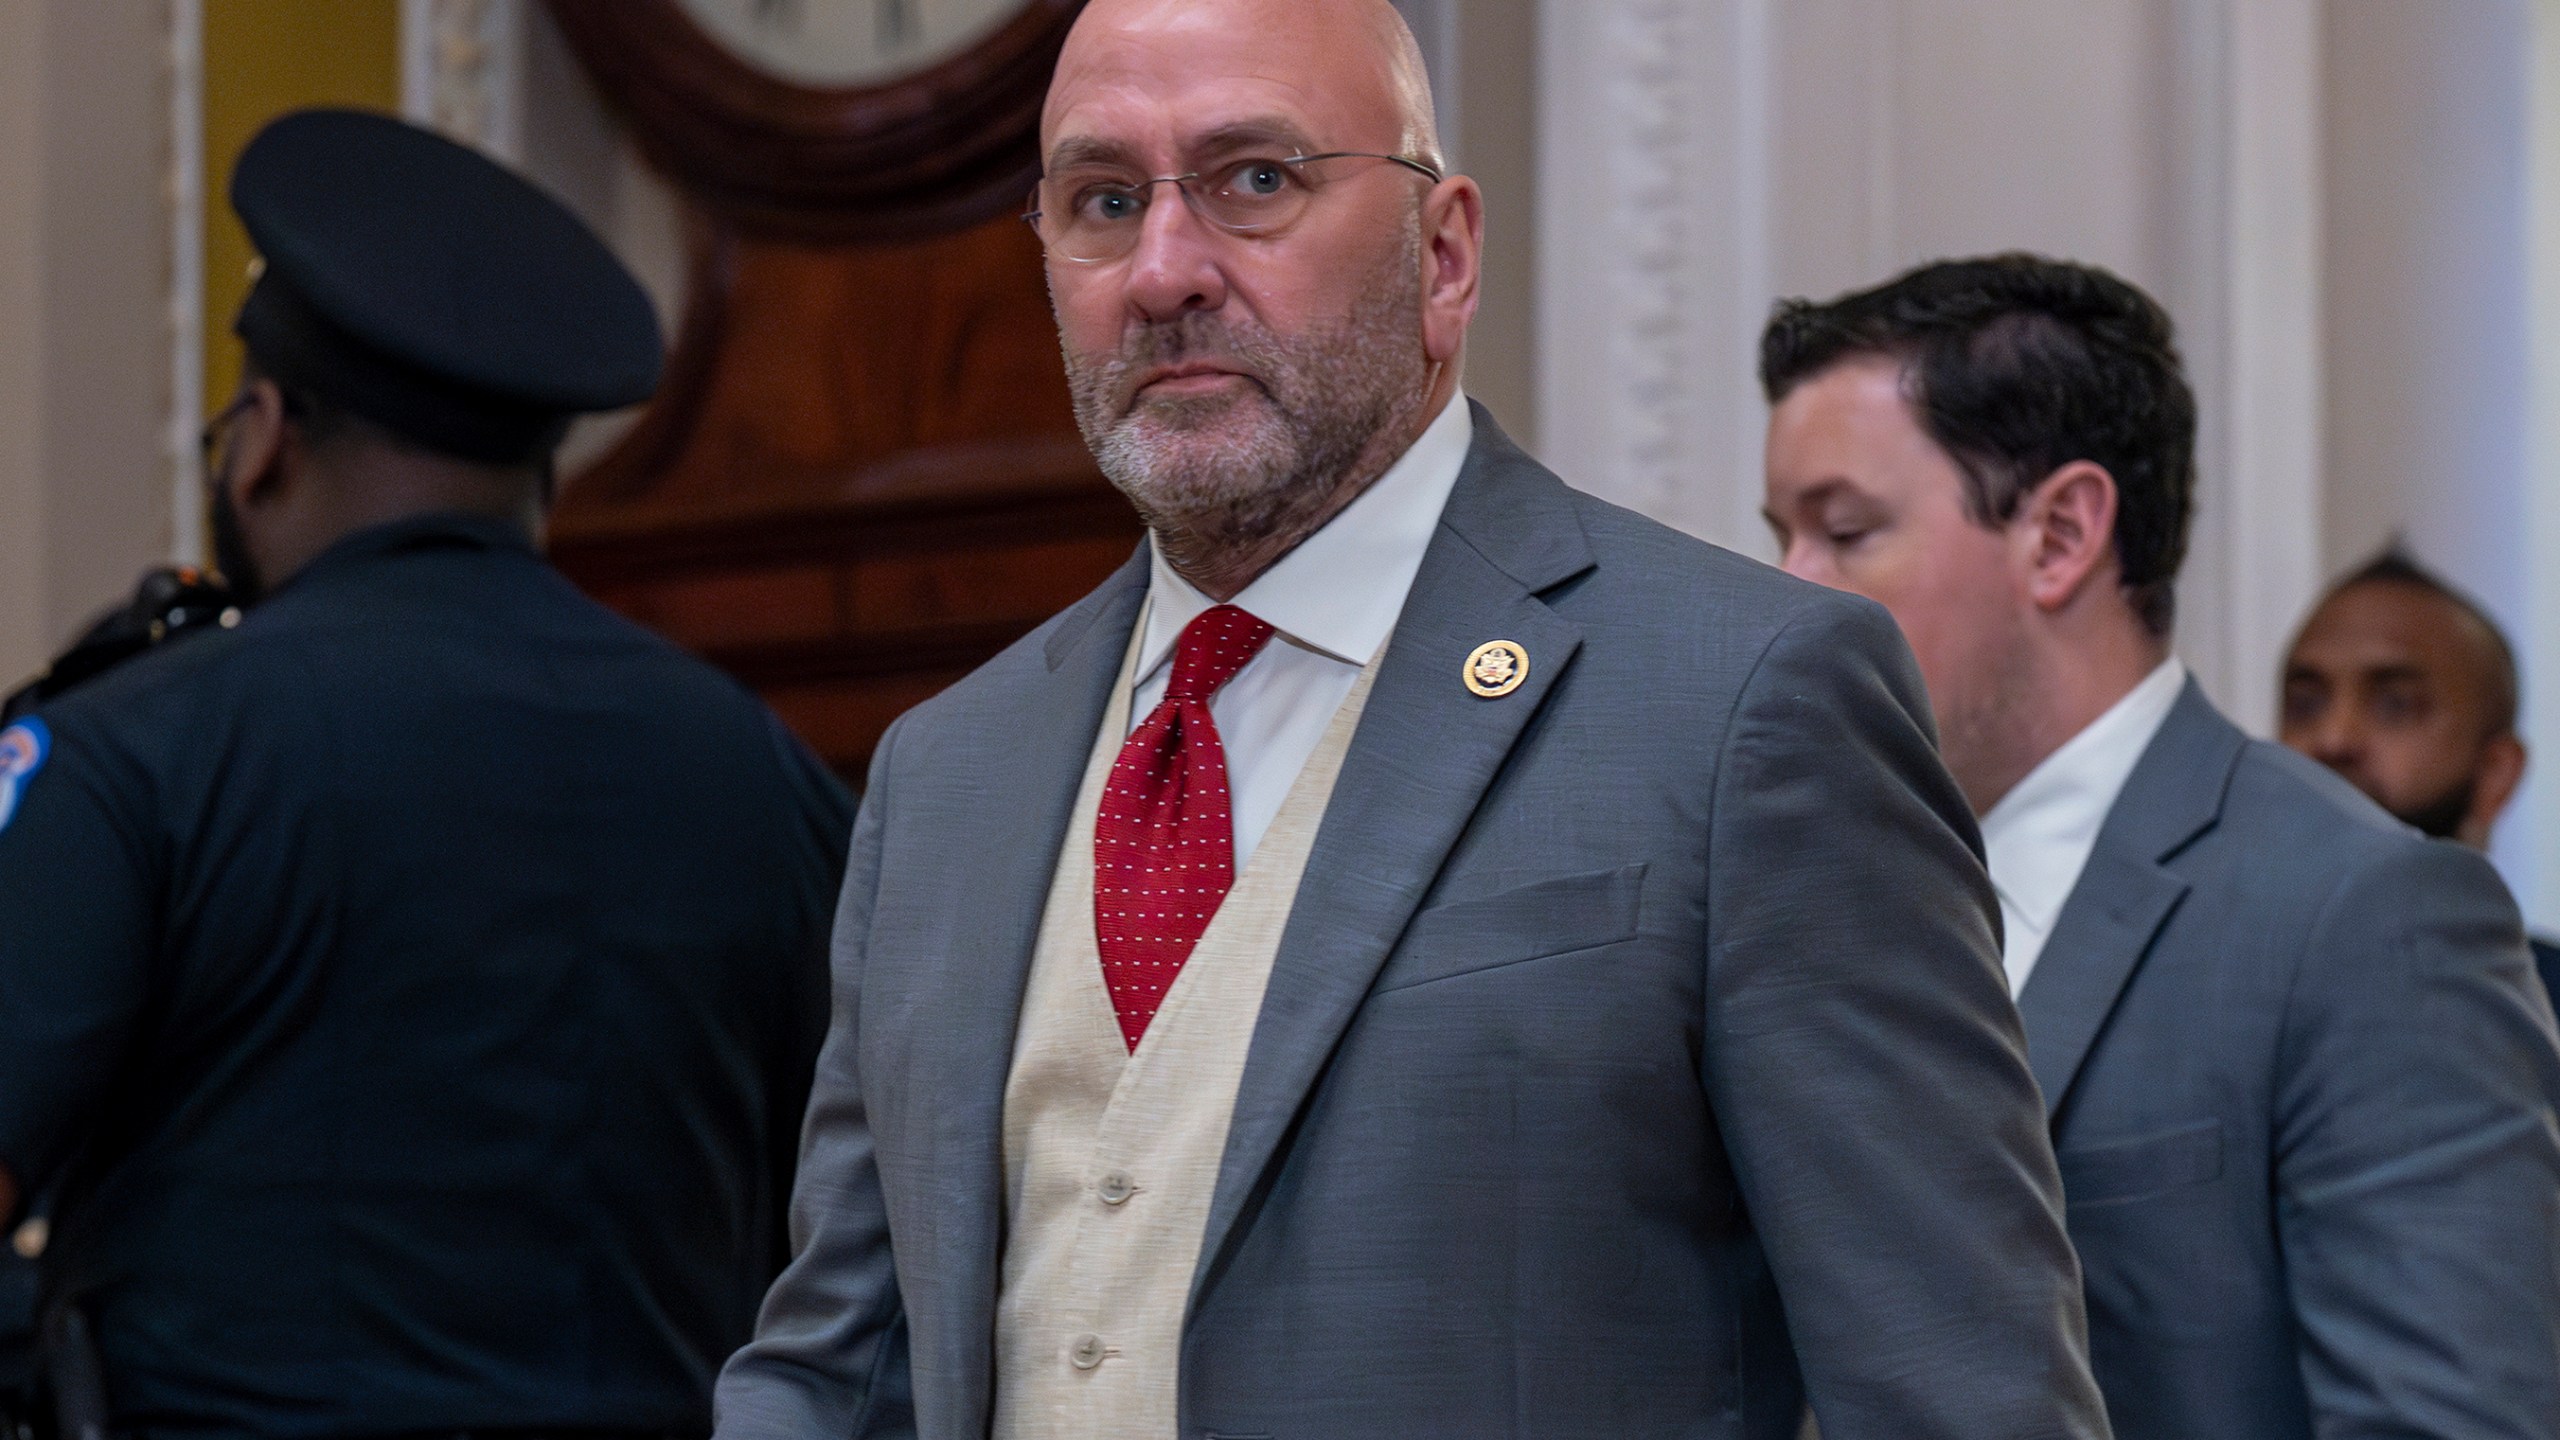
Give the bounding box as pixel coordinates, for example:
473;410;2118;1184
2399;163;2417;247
713;407;2111;1440
2023;681;2560;1438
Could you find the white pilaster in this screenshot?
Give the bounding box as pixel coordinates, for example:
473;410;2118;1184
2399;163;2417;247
402;0;524;163
169;0;204;567
1536;0;1773;547
2193;0;2326;738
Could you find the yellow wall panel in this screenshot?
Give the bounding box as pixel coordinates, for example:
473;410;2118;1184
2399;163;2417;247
201;0;401;413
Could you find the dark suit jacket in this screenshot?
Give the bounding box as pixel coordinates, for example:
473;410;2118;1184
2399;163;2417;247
2022;682;2560;1438
2534;937;2560;1011
714;410;2109;1440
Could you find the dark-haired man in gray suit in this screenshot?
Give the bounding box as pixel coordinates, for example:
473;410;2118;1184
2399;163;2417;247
710;2;2113;1438
1764;253;2560;1439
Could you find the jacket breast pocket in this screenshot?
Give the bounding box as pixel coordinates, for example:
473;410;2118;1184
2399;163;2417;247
1371;864;1646;994
2058;1117;2225;1208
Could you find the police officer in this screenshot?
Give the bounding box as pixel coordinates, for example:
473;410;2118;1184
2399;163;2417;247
0;110;854;1437
1;494;235;1440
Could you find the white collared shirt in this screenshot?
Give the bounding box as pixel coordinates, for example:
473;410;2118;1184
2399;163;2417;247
1980;657;2188;996
1130;392;1473;869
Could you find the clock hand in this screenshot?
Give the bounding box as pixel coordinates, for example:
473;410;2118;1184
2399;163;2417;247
876;0;915;50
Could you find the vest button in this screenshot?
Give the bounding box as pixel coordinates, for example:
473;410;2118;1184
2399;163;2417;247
1097;1172;1136;1205
1069;1333;1107;1370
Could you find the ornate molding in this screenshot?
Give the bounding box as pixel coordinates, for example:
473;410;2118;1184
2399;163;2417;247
1537;0;1771;548
403;0;523;161
1608;0;1697;524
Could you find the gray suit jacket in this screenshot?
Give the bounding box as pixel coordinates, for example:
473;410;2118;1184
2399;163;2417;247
2025;682;2560;1438
715;411;2110;1440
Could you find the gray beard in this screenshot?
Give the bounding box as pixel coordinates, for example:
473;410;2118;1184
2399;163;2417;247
1062;228;1431;570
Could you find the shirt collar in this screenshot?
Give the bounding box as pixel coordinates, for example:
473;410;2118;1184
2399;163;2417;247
275;510;538;598
1979;656;2189;938
1138;392;1473;681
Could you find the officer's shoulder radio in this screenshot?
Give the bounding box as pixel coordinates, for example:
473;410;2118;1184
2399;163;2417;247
1;567;240;724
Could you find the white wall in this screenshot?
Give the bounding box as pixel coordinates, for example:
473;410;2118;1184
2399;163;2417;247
2326;0;2541;912
2325;3;2532;591
0;8;51;685
1393;0;1541;445
2531;0;2560;931
0;1;180;689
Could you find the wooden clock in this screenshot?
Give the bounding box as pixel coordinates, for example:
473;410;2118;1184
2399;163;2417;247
541;0;1135;779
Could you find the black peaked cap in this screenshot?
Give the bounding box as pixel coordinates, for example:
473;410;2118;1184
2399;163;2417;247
230;108;663;464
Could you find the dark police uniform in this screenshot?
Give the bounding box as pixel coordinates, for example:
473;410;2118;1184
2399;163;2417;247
1;564;236;1435
0;1239;29;1432
0;110;856;1438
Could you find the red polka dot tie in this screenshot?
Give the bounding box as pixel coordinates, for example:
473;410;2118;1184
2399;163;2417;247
1093;604;1277;1051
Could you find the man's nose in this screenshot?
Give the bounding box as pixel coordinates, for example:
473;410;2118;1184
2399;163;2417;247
2302;707;2365;768
1775;536;1827;586
1122;188;1230;322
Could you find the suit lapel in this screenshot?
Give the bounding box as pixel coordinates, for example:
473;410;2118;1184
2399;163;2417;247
2016;851;2187;1120
1193;409;1594;1297
886;546;1147;1414
2016;681;2246;1119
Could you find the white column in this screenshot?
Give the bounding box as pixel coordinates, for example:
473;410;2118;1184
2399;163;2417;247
1536;0;1774;547
402;0;526;163
170;0;204;569
2190;0;2327;739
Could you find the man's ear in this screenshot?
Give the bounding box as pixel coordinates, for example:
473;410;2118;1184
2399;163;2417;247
2020;460;2120;614
1418;175;1484;368
224;379;293;510
2470;733;2529;841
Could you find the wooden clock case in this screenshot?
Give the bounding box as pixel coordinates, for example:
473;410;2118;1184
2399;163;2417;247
542;0;1135;779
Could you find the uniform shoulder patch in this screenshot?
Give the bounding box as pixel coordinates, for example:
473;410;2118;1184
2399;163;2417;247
0;718;51;835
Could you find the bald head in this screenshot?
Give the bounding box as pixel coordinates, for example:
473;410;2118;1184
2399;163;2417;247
1032;0;1484;602
1045;0;1442;171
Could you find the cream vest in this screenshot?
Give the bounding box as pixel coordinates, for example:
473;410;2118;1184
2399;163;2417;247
990;629;1378;1439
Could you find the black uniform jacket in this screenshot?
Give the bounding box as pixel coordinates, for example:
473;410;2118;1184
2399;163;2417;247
0;514;852;1437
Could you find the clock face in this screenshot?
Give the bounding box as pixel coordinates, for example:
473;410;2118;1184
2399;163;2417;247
673;0;1030;88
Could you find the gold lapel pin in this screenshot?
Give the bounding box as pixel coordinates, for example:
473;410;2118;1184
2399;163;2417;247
1464;640;1529;698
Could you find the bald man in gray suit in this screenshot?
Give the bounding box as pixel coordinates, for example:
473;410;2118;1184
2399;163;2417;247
713;3;2111;1437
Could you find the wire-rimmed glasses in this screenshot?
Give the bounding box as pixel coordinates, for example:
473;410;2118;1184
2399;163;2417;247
1024;151;1444;264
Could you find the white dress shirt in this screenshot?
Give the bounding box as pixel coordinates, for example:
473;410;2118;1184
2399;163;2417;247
1130;392;1473;870
1980;657;2188;996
